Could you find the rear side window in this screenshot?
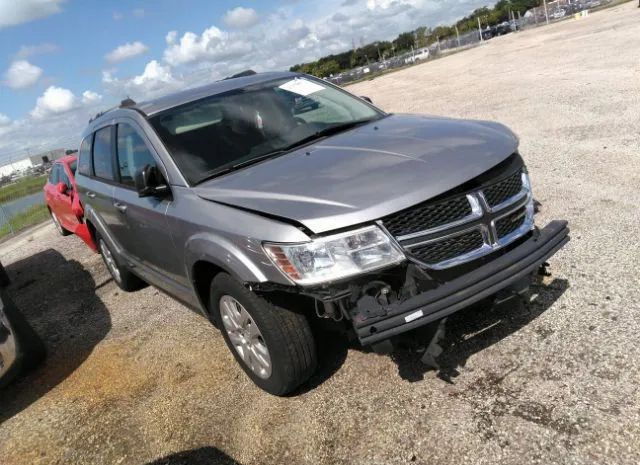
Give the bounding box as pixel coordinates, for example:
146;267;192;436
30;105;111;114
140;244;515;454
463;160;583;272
116;123;157;187
59;166;71;188
92;126;115;180
77;136;93;176
48;164;60;184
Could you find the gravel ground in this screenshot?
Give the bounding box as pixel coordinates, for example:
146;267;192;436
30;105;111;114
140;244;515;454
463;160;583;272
1;3;639;464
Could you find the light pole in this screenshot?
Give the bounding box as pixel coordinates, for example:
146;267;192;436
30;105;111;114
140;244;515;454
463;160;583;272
543;0;550;24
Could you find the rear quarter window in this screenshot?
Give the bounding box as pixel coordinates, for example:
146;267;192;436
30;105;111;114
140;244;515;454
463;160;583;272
77;136;93;176
92;126;115;181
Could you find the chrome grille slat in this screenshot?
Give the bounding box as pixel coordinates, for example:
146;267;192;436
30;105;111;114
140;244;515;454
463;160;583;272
381;169;534;269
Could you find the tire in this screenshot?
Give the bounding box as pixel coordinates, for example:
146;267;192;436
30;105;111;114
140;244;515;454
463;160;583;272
210;273;317;396
96;234;146;292
0;291;45;388
49;209;71;236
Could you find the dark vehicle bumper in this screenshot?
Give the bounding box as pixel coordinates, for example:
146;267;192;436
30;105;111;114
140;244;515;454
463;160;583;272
353;220;570;345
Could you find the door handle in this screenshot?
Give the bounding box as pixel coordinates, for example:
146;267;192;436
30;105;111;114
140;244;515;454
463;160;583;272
114;202;127;213
87;192;96;198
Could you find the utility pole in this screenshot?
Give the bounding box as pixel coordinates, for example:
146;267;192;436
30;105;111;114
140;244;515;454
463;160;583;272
543;0;550;24
477;17;483;41
455;25;461;48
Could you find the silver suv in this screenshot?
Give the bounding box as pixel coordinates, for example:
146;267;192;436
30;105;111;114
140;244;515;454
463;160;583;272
76;71;569;395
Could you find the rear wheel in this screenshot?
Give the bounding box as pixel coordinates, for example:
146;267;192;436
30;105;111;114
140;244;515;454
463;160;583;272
210;273;317;395
97;235;146;292
49;210;70;236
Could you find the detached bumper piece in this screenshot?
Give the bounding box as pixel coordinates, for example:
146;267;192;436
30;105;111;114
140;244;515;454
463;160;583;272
353;220;570;345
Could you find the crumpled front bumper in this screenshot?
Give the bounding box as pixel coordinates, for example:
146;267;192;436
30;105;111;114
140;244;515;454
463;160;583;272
352;220;570;345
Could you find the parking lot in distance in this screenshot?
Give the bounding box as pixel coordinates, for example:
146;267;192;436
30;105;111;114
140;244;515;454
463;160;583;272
1;2;639;464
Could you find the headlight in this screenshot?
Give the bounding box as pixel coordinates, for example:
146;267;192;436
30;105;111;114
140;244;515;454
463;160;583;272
263;225;405;286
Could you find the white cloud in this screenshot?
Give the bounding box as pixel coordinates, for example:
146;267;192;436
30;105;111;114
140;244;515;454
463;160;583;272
81;90;102;104
132;8;145;18
103;60;182;100
14;43;58;60
166;30;178;45
31;86;76;119
163;26;253;66
105;41;149;63
223;7;259;29
0;0;64;28
3;60;43;89
112;11;123;21
132;60;175;86
0;114;10;127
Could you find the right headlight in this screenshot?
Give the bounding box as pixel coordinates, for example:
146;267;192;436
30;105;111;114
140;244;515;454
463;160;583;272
263;225;405;286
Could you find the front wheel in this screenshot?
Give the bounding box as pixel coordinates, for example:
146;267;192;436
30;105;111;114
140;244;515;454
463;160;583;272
210;273;317;396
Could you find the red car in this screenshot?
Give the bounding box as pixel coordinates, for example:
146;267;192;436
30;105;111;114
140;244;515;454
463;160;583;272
43;156;97;251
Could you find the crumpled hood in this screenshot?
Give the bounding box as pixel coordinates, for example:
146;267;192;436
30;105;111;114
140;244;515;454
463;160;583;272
194;114;519;234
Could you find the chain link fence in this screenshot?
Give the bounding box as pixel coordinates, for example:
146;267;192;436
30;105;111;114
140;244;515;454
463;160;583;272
0;175;49;239
328;0;613;86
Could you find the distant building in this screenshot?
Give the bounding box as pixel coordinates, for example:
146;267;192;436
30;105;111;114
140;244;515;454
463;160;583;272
0;158;33;177
29;148;67;166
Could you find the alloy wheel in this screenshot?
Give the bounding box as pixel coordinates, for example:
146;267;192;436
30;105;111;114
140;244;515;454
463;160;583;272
219;295;272;379
50;211;63;234
99;239;121;284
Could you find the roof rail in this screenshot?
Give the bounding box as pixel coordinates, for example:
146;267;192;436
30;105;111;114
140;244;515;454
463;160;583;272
223;69;256;80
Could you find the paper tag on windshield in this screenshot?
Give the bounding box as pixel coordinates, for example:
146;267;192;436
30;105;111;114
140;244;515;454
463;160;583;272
279;78;325;96
404;309;424;323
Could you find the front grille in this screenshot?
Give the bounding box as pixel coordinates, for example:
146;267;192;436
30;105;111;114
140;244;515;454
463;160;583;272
483;170;523;207
382;195;472;237
495;207;527;239
409;230;485;265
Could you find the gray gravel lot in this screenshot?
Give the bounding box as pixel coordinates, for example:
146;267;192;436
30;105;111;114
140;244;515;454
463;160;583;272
1;3;639;464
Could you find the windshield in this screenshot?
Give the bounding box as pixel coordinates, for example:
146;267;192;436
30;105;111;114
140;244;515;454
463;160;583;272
149;76;383;184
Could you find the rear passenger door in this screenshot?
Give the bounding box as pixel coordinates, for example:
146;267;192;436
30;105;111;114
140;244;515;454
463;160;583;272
112;121;182;284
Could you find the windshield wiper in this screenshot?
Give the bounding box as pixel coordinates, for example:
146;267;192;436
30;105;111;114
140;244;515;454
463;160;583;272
277;119;373;153
195;120;375;184
196;151;286;184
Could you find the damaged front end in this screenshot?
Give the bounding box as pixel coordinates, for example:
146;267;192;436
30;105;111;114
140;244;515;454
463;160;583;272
288;220;569;354
257;155;570;354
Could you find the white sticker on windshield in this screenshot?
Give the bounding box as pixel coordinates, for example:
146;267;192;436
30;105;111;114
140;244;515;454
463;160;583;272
404;309;424;323
279;78;326;96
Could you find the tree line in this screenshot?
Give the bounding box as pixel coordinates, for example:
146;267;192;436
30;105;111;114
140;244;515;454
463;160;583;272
290;0;541;77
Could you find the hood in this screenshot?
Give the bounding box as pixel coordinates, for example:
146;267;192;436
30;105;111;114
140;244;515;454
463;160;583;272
194;114;519;234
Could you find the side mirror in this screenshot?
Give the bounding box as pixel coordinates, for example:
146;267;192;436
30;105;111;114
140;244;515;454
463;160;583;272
360;96;373;104
135;165;170;198
56;182;68;194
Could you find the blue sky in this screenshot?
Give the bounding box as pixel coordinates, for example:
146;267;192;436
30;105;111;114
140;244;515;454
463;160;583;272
0;0;491;163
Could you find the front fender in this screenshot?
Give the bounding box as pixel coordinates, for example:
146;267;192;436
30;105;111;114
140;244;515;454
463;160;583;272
184;232;285;285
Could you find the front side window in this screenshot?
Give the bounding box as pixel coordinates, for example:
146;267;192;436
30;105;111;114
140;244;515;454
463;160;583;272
116;123;157;187
77;136;93;176
149;77;383;184
92;126;115;180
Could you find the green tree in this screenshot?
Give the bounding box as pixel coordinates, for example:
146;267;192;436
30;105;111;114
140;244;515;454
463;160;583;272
316;60;341;77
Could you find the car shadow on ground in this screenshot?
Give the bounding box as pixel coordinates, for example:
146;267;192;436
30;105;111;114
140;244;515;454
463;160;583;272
0;248;111;423
144;446;241;465
390;277;570;383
